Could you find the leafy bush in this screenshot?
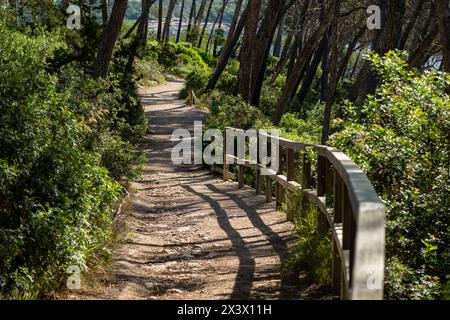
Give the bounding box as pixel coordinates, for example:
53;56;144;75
283;193;332;285
0;21;123;298
0;8;146;298
330;51;450;299
278;112;322;144
193;47;217;68
216;70;237;95
181;68;210;99
147;41;208;72
134;57;166;87
204;91;266;131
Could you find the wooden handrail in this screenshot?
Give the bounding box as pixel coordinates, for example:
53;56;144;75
214;127;385;300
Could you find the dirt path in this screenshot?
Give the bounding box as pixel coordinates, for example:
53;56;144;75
72;81;311;300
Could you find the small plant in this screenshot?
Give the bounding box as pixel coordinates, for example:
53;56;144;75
282;191;332;285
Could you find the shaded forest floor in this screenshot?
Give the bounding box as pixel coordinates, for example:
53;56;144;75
68;81;335;300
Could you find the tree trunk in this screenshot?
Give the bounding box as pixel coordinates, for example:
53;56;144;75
206;0;247;91
296;38;326;104
237;0;262;102
137;0;154;48
102;0;109;25
399;0;425;50
436;0;450;73
195;0;208;26
272;0;338;125
94;0;129;79
319;1;330;103
176;0;185;43
157;0;163;41
321;0;340;144
123;16;141;39
320;29;330;103
350;0;406;104
338;26;365;81
198;0;214;48
273;14;286;57
186;0;197;41
249;0;291;107
270;1;310;83
207;1;227;53
213;0;226;56
163;0;177;42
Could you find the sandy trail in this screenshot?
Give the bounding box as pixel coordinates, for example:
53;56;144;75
71;81;315;300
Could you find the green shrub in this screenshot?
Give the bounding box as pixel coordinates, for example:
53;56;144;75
278;111;322;144
216;70;237;95
183;68;210;96
134;57;166;87
0;9;144;298
204;91;266;130
147;41;208;72
193;47;217;68
330;51;450;299
282;193;332;285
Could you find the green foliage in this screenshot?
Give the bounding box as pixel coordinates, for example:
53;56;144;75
147;41;208;75
278;112;322;144
260;76;286;115
181;68;210;99
193;47;216;68
204;91;265;131
0;8;146;298
330;51;450;299
134;57;166;87
283;193;332;285
216;70;237;95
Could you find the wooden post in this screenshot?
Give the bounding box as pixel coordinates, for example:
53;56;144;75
301;153;312;217
255;132;262;195
223;129;229;181
332;241;342;292
265;176;272;202
275;182;282;209
343;184;355;285
317;155;327;196
238;165;245;188
256;170;262;194
317;155;328;233
287;148;295;181
332;170;344;292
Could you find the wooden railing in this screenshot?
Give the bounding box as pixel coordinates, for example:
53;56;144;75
211;127;385;300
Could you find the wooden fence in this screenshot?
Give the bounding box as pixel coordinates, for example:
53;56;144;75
210;127;385;300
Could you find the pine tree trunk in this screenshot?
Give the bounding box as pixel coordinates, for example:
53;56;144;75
186;0;196;41
163;0;177;42
102;0;109;25
157;0;163;41
206;0;247;91
237;0;262;102
137;0;154;48
249;0;293;107
273;14;285;57
213;0;226;56
176;0;185;43
436;0;450;73
321;0;340;144
94;0;129;79
198;0;214;48
272;0;338;125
